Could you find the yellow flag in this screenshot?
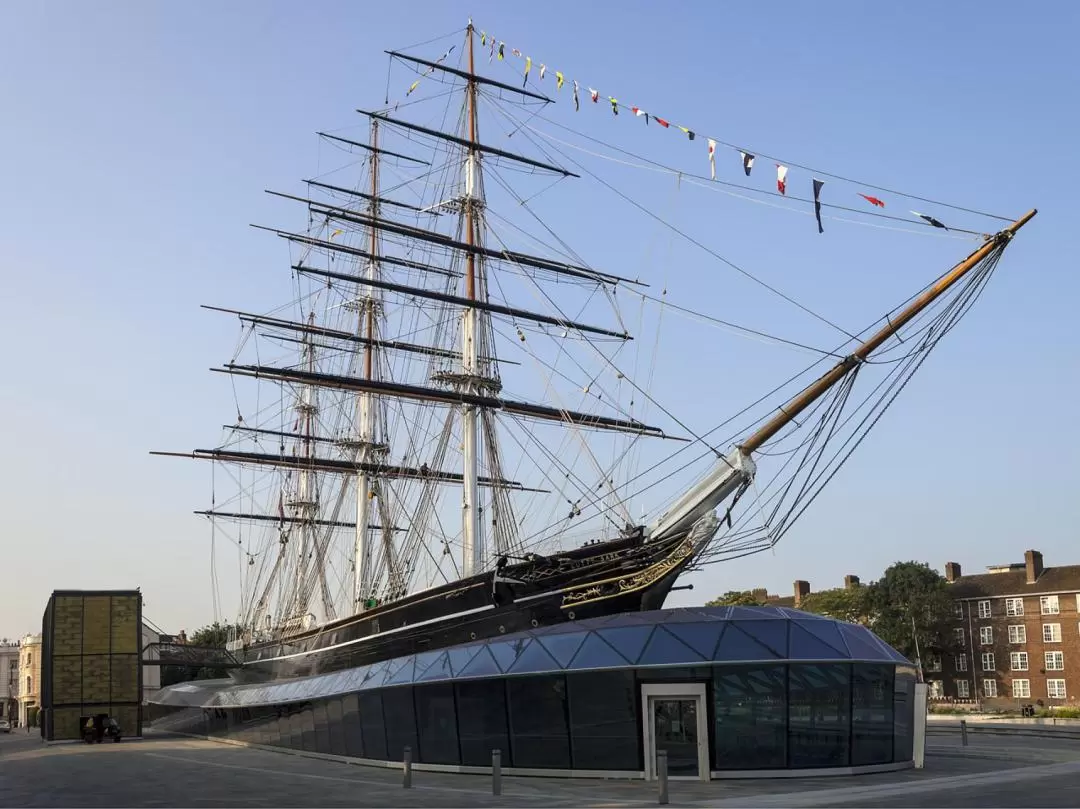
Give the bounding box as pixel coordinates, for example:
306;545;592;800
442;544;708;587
406;79;421;96
556;71;564;90
330;229;344;240
524;56;531;81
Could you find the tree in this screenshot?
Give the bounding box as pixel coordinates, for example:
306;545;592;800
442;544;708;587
161;621;236;686
865;561;955;661
706;590;767;607
799;586;870;624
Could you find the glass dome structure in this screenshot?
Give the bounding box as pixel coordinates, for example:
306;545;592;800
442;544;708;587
150;607;917;776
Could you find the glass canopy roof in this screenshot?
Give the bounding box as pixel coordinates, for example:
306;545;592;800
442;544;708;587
151;606;910;709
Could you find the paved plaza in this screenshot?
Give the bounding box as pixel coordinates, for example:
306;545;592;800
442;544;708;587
2;727;1080;807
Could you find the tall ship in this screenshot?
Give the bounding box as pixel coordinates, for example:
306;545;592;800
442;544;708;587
154;22;1035;682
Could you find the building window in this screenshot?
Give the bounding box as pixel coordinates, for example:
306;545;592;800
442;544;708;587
954;602;964;619
979;626;993;645
1048;680;1067;699
1012;679;1031;699
955;653;968;672
928;680;944;698
956;680;970;698
983;679;997;698
978;600;992;618
925;655;942;673
1009;652;1028;671
1006;598;1024;616
1040;595;1060;615
953;627;965;647
1045;651;1065;671
981;652;995;672
1043;624;1062;643
1007;625;1027;644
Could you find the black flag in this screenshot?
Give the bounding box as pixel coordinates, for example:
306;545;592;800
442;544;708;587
912;211;949;230
813;178;825;234
741;151;755;176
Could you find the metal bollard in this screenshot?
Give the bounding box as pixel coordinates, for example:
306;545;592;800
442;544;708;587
403;745;413;788
960;719;968;746
492;748;502;796
657;749;669;805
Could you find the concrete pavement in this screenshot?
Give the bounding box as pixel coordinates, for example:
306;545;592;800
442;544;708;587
2;727;1080;807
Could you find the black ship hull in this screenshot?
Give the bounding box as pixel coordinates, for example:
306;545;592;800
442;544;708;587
232;524;703;682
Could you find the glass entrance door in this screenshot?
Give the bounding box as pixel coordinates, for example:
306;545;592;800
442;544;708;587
652;698;700;776
641;683;709;781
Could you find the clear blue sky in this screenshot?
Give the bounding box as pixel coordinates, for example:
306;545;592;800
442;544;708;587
1;0;1076;637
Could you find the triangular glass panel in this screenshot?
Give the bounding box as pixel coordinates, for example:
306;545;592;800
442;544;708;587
666;622;729;660
447;644;482;677
362;660;389;687
730;606;786;619
567;631;632;669
410;650;445;679
604;611;661;626
487;638;529;673
416;651;453;682
714;623;784;662
457;646;502;678
597;625;655;665
701;605;733;620
789;623;848;660
793;619;849;657
537;632;587;668
838;624;891;662
659;608;715;623
383;655;417;685
639;626;707;666
735;620;790;658
507;638;561;674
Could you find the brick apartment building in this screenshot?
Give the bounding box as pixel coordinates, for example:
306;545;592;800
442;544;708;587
926;549;1080;709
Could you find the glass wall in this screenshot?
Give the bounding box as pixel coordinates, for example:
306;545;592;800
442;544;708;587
713;664;787;769
170;661;917;774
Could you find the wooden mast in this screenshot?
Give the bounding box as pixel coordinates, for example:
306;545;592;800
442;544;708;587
461;21;482;577
739;209;1037;455
354;117;380;610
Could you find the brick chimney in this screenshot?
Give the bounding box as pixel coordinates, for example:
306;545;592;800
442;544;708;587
793;580;811;608
844;574;860;590
1025;550;1043;584
944;562;962;583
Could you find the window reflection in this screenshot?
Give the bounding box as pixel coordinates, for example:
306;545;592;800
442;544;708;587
568;671;640;770
508;675;570;768
852;664;894;765
456;680;509;767
714;664;787;769
788;664;851;767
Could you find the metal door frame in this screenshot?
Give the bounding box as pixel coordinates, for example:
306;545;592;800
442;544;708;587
641;682;709;781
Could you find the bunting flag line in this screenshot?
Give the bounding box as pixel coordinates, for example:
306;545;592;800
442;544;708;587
482;29;971;234
404;45;456;97
912;211;948;229
813;179;825;234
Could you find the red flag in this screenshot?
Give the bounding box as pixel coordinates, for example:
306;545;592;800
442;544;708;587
654;117;670;128
859;193;885;208
776;164;788;195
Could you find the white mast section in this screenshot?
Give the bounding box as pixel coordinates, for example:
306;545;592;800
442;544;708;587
353;119;380;610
